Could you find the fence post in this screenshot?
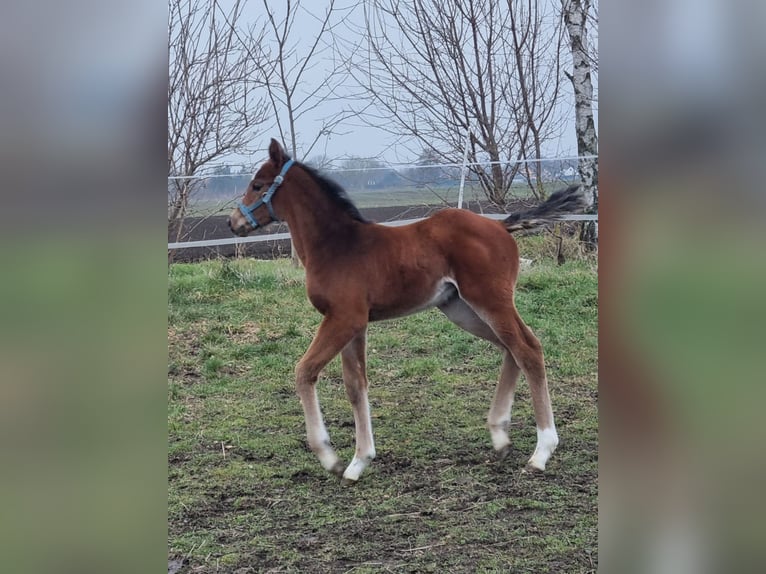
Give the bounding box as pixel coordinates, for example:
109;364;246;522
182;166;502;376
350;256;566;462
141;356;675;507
457;125;471;209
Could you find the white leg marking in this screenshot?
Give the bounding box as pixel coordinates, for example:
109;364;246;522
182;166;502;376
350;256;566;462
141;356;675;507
342;393;376;482
490;420;512;451
317;444;340;472
301;388;340;472
528;426;559;470
311;425;339;472
487;353;520;454
342;453;375;482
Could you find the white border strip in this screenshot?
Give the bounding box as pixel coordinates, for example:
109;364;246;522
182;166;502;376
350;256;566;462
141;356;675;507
168;214;597;250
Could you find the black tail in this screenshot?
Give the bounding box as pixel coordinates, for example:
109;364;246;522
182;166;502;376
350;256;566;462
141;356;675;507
503;185;586;233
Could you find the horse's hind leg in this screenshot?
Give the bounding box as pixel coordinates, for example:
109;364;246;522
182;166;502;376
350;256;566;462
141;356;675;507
446;293;558;470
488;352;521;460
491;309;558;470
438;297;521;460
340;329;376;483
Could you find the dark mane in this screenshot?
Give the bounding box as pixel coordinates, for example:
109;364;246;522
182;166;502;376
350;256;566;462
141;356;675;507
298;162;370;224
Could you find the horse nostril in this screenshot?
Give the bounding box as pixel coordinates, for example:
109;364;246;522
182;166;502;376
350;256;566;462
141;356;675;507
227;218;232;230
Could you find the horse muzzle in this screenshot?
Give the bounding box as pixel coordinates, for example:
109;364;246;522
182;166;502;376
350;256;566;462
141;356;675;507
227;215;250;237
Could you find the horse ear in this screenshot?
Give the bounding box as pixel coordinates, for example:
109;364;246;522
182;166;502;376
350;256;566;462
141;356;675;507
268;138;285;167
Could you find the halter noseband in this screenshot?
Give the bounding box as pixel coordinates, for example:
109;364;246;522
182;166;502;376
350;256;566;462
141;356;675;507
237;159;295;229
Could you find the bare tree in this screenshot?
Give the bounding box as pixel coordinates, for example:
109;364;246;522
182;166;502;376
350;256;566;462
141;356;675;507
167;0;268;247
336;156;386;190
247;0;359;263
351;0;564;206
305;153;333;170
255;0;356;159
507;0;566;198
561;0;598;247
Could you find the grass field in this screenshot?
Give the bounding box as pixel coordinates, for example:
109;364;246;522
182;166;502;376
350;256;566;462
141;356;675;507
168;244;597;572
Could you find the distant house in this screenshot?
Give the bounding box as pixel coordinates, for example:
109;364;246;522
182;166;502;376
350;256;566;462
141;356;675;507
560;166;577;180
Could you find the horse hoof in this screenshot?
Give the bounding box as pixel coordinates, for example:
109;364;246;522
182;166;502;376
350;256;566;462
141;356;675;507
524;461;545;473
341;477;359;487
492;445;511;462
330;461;346;477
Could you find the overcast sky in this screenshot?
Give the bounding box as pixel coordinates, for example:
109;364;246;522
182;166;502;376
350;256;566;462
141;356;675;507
215;0;596;166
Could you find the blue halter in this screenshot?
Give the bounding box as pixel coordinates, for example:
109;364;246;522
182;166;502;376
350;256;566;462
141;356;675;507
237;159;295;229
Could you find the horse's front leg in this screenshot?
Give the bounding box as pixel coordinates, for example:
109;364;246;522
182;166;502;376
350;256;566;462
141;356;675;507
340;328;375;483
295;315;366;477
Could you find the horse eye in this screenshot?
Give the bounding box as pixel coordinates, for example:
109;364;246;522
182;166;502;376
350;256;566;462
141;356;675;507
252;183;263;192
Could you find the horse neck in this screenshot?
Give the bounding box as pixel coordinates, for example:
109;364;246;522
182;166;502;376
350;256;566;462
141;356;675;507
277;169;362;265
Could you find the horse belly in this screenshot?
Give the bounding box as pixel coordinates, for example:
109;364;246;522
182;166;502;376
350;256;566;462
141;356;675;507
368;279;457;321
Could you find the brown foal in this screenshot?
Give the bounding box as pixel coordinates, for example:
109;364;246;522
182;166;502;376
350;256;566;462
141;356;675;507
229;139;585;482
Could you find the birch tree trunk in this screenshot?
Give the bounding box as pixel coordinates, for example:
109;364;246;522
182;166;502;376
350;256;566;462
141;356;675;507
562;0;598;248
